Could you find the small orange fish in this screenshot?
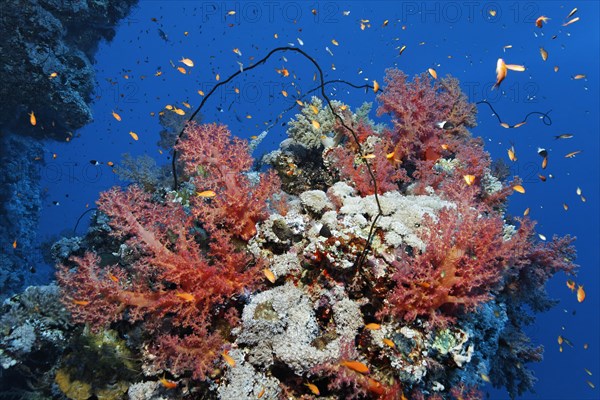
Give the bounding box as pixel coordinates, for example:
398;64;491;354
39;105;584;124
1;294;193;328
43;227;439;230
535;16;550;28
513;185;526;194
364;323;381;330
513;121;526;128
107;273;119;283
196;190;216;198
311;120;321;129
263;268;276;283
508;146;517;162
49;72;58;79
222;351;236;367
296;99;303;106
112;111;121;121
173;108;185;116
179;58;194;68
542;156;548;169
523;208;530;216
233;48;242;56
281;90;288;97
573;74;586;80
72;299;90;306
305;382;320;395
540;47;548;61
310;105;319;114
12;240;17;249
331;39;339;46
198;90;205;96
29;111;36;126
493;58;526;89
182;102;191;109
399;45;407;55
428;68;437;79
362;154;376;160
500;122;511;129
373;80;379;93
175;292;195;302
566;280;576;291
107;161;114;167
565;150;582;158
577;285;585;302
177;66;186;74
129;131;139;141
566;8;578;19
340;360;369;374
216;73;220;81
159;375;178;389
383;338;396;348
257;387;266;398
463;174;476;186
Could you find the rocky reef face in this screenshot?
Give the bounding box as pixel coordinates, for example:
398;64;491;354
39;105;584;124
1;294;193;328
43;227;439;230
0;0;139;301
0;0;138;138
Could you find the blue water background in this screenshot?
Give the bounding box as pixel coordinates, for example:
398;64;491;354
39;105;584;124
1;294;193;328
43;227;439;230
34;1;599;398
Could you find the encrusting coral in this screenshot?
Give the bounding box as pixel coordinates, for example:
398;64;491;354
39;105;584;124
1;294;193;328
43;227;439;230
54;68;576;399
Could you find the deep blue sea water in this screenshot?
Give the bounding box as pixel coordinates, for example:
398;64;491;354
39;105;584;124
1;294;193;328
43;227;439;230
17;1;600;399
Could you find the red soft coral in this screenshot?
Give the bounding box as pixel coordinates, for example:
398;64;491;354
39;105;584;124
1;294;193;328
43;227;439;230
380;203;529;327
325;123;407;195
57;182;263;379
175;122;280;240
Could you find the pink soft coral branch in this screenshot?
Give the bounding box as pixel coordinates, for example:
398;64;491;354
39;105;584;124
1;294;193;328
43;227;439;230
176;122;280;240
381;203;528;327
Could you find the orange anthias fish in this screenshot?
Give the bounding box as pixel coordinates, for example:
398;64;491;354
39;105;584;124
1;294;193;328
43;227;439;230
566;280;576;291
263;268;276;283
175;292;195;302
159;375;178;389
373;80;380;93
305;382;320;395
535;15;550;28
340;360;370;374
512;184;526;194
493;58;526;89
577;285;586;302
222;351;236;367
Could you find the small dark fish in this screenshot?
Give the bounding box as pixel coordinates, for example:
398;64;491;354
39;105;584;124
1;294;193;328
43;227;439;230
89;160;100;166
537;148;548;158
554;134;574;140
216;106;224;112
436;121;455;130
157;28;168;42
52;201;60;206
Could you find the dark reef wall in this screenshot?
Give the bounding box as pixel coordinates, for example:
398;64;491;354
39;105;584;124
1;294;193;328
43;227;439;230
0;0;138;137
0;0;138;300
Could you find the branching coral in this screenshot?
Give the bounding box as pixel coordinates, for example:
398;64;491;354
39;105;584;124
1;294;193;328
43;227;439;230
176;122;280;240
57;123;278;380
